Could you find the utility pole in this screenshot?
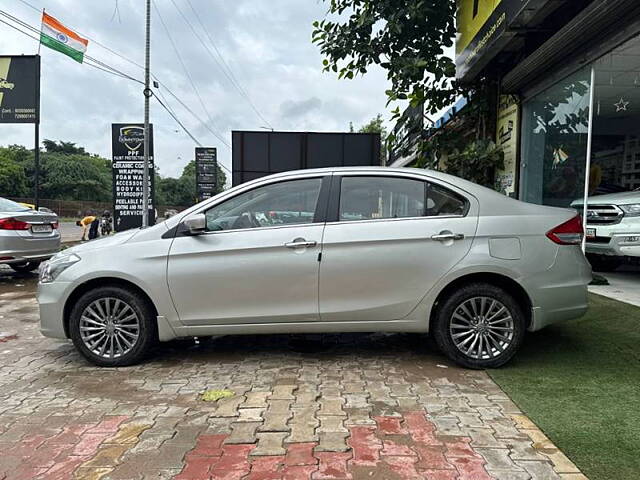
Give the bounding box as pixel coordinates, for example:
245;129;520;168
142;0;151;228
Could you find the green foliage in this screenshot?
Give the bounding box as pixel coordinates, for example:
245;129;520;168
0;152;29;197
352;114;388;164
313;0;460;115
443;139;504;188
156;160;226;207
0;141;227;206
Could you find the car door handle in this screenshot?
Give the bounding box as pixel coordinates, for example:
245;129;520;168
431;232;465;242
284;239;317;249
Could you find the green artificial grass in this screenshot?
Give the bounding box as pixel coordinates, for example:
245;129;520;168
489;294;640;480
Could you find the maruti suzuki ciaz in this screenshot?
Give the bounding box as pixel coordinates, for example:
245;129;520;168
38;168;591;369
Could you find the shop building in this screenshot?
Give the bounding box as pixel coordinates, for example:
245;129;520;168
396;0;640;209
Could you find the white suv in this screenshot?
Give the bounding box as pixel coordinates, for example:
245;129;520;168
572;190;640;270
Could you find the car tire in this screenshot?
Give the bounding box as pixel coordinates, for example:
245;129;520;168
69;285;157;367
10;261;41;273
586;254;622;272
432;283;526;369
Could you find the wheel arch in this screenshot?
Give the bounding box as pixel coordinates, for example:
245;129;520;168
62;277;159;338
428;272;533;332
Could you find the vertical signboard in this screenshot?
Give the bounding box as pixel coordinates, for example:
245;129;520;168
0;55;40;124
195;147;218;202
495;94;519;197
111;124;155;231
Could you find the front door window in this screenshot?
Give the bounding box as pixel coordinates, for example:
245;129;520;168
205;178;322;231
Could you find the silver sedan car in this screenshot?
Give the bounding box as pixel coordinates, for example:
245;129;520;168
38;167;591;368
0;197;60;272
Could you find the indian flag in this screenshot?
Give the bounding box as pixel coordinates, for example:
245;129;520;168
40;12;88;64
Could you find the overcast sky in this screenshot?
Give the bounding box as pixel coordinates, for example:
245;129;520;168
0;0;395;179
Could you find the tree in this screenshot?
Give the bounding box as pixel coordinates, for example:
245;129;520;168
313;0;459;115
0;153;29;197
352;114;388;164
156;160;227;207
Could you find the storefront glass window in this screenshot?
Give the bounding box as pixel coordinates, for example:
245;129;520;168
590;35;640;194
520;68;592;207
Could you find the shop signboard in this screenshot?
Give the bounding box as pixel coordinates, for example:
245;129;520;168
111;123;155;232
0;55;40;124
456;0;536;80
495;94;519;197
195;147;218;202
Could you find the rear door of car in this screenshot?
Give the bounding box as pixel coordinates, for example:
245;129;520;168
318;172;478;322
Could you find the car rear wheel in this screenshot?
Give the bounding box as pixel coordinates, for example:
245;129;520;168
69;286;157;367
10;261;41;273
432;283;526;369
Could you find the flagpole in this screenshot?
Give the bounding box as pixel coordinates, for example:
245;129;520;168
38;9;44;55
142;0;151;228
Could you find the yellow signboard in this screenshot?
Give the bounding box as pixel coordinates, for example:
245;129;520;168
456;0;503;55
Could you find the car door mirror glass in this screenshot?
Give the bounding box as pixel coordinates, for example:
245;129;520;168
184;213;207;234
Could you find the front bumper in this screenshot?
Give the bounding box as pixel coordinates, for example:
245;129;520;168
38;281;72;339
584;233;640;257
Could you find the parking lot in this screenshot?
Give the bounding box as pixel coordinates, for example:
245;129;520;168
0;266;587;480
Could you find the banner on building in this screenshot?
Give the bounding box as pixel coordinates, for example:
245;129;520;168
495;94;519;197
0;55;40;124
195;147;218;202
456;0;534;80
111;124;155;232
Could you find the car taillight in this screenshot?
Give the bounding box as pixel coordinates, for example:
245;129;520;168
546;215;583;245
0;218;30;230
52;221;59;229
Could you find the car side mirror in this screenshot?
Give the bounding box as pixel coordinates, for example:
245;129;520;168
183;213;206;235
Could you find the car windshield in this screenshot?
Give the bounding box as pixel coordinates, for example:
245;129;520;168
0;197;30;213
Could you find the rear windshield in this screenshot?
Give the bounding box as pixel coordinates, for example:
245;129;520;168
0;197;31;213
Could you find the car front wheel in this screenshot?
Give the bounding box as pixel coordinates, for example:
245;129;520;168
432;283;526;369
69;286;157;367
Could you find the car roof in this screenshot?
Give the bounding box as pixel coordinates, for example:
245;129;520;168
264;166;489;196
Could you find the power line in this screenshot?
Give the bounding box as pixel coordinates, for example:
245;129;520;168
2;5;232;173
152;0;230;149
16;0;146;72
172;0;273;130
0;8;229;148
0;9;142;83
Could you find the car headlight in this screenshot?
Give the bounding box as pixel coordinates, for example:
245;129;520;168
620;203;640;217
39;253;81;283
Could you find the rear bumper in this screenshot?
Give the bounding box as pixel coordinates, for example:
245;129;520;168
523;246;591;331
0;231;61;264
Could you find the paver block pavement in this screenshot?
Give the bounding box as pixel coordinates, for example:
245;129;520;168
0;279;587;480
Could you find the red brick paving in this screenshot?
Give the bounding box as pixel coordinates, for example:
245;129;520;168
174;411;492;479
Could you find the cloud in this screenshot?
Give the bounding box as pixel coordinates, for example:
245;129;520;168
0;0;392;179
280;97;322;119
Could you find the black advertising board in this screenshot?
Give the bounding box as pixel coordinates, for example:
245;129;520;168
111;124;155;231
231;131;381;186
195;147;218;202
0;55;40;124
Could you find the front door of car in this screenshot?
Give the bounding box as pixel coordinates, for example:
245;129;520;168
319;174;478;322
167;176;329;326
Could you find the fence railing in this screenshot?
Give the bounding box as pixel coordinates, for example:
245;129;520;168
8;198;187;219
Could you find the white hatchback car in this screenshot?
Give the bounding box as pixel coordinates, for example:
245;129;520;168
38;168;591;368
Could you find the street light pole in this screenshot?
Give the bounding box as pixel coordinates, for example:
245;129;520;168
142;0;151;228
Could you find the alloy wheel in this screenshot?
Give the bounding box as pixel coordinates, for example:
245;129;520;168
449;296;515;360
79;297;140;359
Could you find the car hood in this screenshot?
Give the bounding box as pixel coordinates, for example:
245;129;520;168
571;190;640;206
66;229;139;254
